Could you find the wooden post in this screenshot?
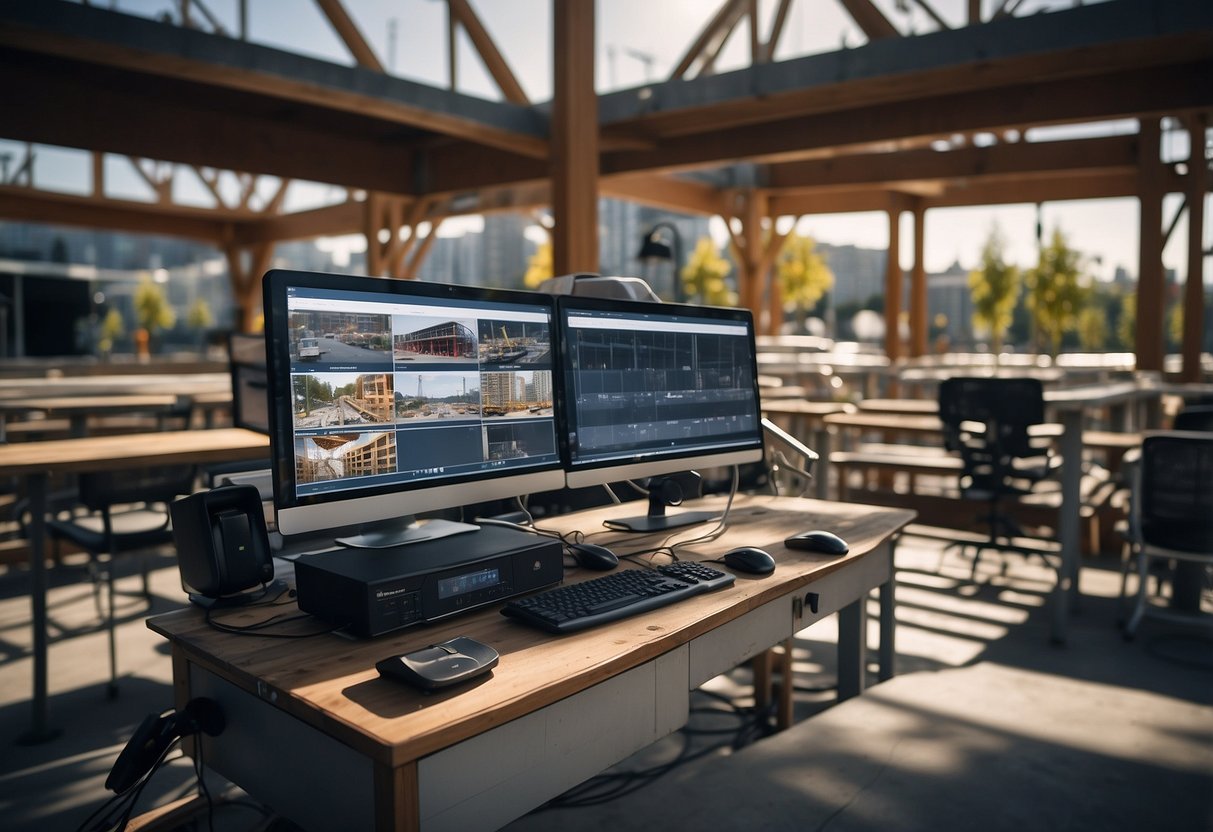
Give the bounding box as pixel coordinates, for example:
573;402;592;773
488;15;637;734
1181;113;1206;383
909;199;928;357
1135;118;1165;373
884;202;903;366
551;0;598;276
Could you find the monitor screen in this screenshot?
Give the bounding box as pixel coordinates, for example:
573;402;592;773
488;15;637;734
557;295;765;518
263;270;565;545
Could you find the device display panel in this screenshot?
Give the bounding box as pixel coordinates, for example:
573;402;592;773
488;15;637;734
557;295;764;488
263;270;563;536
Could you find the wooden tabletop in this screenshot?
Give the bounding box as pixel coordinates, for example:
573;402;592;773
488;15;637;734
857;398;939;415
824;412;944;434
0;394;179;415
762;400;857;417
149;494;914;768
0;427;270;476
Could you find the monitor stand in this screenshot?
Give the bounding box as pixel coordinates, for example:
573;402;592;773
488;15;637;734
602;483;717;533
335;516;479;549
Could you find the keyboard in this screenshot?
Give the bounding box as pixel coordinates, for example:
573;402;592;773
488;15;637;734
501;561;735;634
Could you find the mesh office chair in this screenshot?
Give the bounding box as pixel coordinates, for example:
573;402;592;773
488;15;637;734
1121;432;1213;639
938;377;1060;577
47;465;197;695
1173;405;1213;433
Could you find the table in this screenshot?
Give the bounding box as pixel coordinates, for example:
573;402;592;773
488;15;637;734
759;401;855;498
857;398;940;415
1043;382;1161;643
0;394;180;440
0;428;271;743
149;494;913;831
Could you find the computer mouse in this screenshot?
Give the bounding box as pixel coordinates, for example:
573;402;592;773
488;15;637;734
722;546;777;576
376;636;499;692
567;541;619;570
784;530;849;555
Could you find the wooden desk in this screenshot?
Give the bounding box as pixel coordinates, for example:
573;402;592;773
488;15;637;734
0;428;271;742
150;495;912;832
0;394;180;440
760;401;855;498
858;398;939;415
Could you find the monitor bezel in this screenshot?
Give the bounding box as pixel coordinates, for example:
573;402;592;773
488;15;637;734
263;269;566;538
556;294;766;490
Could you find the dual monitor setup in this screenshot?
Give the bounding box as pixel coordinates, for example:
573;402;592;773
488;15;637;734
262;269;766;549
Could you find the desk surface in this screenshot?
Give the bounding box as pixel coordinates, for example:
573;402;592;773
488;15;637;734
761;400;856;418
0;394;179;414
0;427;270;475
150;495;913;769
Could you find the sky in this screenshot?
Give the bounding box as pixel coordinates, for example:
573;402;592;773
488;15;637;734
13;0;1206;282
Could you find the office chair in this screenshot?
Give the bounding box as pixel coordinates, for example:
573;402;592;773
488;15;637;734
1120;431;1213;639
46;465;197;696
938;377;1060;578
1173;405;1213;433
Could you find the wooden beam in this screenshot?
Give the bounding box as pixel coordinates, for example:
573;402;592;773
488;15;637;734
233;200;363;245
669;0;745;81
600;174;725;215
884;202;903;365
837;0;900;41
1135;119;1165;373
765;136;1138;191
550;0;598;275
447;0;529;105
314;0;385;72
0;186;229;241
764;0;794;63
1181;112;1207;382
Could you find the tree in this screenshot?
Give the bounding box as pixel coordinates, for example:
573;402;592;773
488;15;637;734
522;241;552;289
134;277;176;352
968;225;1021;354
1025;228;1090;357
98;308;125;356
681;236;736;306
1077;306;1107;350
776;233;833;316
1116;291;1136;351
186;297;214;330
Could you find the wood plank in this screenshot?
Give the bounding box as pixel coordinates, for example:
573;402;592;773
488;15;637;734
0;428;270;476
550;0;599;274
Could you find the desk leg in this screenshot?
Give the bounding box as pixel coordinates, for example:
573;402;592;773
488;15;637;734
18;473;58;744
837;593;867;701
878;540;896;683
1054;411;1084;645
814;427;831;500
374;761;420;832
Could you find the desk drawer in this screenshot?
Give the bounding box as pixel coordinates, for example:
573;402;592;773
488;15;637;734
418;646;689;832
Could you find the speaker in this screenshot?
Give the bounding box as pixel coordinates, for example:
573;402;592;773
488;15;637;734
171;484;273;604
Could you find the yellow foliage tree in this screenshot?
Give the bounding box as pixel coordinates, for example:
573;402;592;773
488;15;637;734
969;224;1021;354
523;241;553;289
777;233;834;313
681;237;736;306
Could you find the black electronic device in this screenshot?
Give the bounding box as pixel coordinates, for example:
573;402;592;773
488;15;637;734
784;530;849;555
501;561;734;633
262;269;564;549
557;294;764;532
722;546;777;575
293;525;563;637
567;541;619;570
376;635;499;691
171;485;277;605
106;698;224;795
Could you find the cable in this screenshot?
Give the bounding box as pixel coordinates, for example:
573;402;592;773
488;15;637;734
194;731;215;832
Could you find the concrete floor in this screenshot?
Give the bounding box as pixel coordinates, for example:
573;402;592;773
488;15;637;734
0;535;1210;831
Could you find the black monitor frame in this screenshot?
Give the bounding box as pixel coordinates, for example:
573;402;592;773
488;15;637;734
262;269;566;546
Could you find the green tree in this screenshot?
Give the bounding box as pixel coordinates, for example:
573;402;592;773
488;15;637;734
681;236;736;306
522;241;552;289
968;225;1021;355
186;297;214;330
98;308;125;355
1077;306;1107;350
134;277;176;349
1117;291;1136;351
1026;228;1090;357
776;233;833;315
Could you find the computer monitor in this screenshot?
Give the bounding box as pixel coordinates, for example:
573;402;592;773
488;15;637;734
263;270;565;548
228;331;270;434
557;294;765;531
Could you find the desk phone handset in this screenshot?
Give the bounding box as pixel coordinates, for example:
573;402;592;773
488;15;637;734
376;636;499;692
